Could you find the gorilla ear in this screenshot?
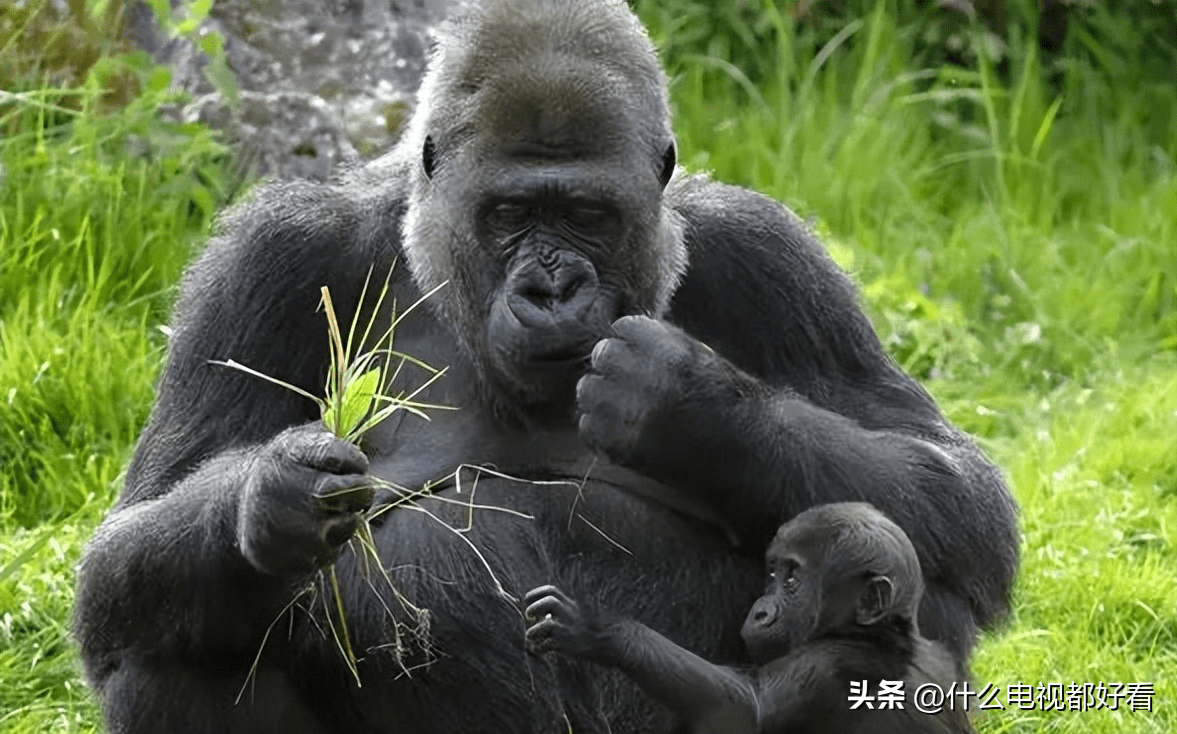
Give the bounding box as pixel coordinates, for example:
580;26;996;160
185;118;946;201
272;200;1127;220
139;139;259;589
659;142;676;188
855;575;894;627
423;135;436;179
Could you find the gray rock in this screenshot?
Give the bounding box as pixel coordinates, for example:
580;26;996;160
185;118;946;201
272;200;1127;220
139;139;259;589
130;0;459;180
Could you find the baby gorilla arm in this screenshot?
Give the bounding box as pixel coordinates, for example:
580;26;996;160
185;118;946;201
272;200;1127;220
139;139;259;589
524;586;759;733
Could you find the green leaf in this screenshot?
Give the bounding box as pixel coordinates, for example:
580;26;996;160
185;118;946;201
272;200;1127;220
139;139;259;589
199;31;225;58
148;66;172;94
325;368;381;440
202;56;239;108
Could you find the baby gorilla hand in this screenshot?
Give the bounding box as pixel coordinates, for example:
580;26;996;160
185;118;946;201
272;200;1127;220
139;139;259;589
523;585;602;658
237;423;373;577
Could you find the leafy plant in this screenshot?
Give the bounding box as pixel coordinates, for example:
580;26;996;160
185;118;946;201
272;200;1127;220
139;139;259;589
215;268;449;685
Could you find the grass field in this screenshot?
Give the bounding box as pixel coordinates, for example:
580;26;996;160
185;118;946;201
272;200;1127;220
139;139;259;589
2;2;1174;732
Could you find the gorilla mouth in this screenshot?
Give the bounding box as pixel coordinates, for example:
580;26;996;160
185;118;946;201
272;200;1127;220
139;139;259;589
528;345;592;367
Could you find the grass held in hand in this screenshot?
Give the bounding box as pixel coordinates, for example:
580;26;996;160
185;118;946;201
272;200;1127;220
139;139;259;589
215;268;449;687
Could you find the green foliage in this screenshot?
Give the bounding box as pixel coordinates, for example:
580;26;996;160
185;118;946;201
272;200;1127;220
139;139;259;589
1;4;232;728
1;55;230;527
1;1;1174;732
0;0;132;95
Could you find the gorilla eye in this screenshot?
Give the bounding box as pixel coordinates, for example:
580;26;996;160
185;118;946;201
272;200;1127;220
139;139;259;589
565;205;609;230
772;560;800;586
488;202;530;231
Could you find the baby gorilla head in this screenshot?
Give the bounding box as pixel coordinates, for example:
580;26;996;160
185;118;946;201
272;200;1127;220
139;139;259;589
741;502;925;663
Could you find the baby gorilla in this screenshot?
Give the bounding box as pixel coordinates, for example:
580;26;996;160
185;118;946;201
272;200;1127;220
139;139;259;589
524;502;976;734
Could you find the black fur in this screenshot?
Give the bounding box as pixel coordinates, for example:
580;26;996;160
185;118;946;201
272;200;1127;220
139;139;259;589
74;2;1017;733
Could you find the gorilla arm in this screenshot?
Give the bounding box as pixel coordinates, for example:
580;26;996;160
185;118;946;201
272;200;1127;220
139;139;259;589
577;177;1018;658
74;179;396;685
524;586;760;734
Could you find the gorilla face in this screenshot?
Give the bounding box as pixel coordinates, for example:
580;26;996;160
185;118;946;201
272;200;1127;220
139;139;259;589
400;0;686;418
740;521;831;664
740;503;925;665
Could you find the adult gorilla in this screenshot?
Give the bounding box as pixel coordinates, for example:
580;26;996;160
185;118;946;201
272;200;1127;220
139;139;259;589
75;1;1017;732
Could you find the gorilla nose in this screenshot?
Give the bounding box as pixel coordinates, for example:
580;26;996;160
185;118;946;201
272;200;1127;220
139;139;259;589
508;260;599;326
521;271;585;308
747;598;778;627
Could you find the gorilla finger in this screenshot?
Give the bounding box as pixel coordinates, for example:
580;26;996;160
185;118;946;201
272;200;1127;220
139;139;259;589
288;429;370;475
524;628;556;656
523;584;561;608
577;380;634;423
579;402;638;445
578;412;607;450
525;593;574;623
610;314;662;341
592;335;648;371
524;596;559;623
576;373;605;406
590;337;613;366
321;513;362;548
536;585;576;607
314;474;375;514
524;618;562;648
524;597;554;624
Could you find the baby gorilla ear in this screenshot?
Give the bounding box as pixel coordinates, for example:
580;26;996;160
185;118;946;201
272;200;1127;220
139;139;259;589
855;575;894;627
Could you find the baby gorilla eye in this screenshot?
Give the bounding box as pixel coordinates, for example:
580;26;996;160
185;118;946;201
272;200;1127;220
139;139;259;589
778;560;801;586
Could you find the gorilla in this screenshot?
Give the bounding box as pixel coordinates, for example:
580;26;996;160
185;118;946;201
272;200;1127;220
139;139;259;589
524;503;976;734
74;1;1017;733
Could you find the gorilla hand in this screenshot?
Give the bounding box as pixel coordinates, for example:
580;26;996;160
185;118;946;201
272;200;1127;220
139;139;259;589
524;585;604;658
237;423;373;577
577;315;755;475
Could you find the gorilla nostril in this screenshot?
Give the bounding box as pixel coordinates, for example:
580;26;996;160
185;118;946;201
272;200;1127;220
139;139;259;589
520;283;567;314
748;600;777;627
523;286;553;305
559;275;584;302
517;273;586;311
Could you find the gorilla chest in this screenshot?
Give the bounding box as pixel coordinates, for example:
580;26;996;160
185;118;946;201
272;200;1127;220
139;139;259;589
353;408;762;657
364;404;740;545
363;403;590;489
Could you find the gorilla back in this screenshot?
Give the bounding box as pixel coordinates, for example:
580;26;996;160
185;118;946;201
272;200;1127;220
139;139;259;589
74;1;1018;733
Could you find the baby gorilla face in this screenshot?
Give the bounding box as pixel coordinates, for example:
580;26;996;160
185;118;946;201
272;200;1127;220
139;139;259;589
741;502;922;663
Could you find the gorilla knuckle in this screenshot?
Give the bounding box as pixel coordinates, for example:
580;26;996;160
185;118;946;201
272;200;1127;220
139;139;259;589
297;432;368;475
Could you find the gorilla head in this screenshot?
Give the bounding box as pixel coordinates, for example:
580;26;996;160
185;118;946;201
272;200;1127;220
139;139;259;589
741;502;926;664
401;0;686;417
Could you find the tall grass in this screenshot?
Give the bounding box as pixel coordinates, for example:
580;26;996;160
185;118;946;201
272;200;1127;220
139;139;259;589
1;48;229;732
2;1;1174;731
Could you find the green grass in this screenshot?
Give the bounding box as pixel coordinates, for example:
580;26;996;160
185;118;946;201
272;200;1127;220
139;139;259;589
2;1;1175;732
1;48;229;731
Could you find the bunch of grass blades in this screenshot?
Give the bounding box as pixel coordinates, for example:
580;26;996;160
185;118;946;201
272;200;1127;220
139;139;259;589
216;267;451;689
